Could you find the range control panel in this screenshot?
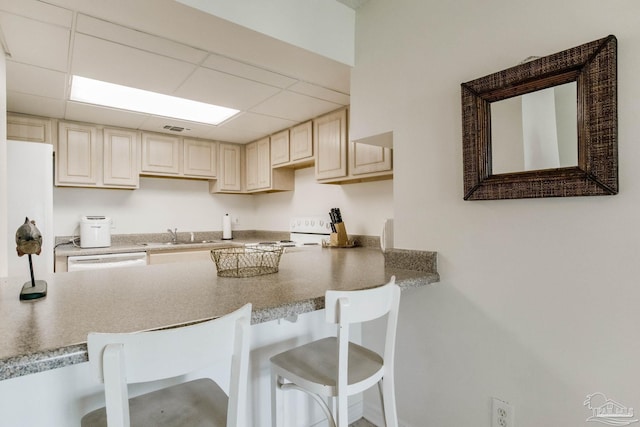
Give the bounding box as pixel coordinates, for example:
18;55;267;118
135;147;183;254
289;216;333;234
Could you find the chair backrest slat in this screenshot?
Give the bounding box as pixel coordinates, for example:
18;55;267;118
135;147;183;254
325;276;398;325
88;304;251;384
324;277;401;391
87;304;252;427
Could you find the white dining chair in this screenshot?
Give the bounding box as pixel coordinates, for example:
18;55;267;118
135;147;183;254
270;277;400;427
81;303;252;427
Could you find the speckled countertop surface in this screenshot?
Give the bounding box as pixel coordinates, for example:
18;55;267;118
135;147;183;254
1;247;438;381
53;230;297;257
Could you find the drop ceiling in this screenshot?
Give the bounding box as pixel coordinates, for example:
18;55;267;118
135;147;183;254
0;0;354;143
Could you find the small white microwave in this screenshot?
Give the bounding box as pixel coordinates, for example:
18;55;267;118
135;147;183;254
80;216;111;248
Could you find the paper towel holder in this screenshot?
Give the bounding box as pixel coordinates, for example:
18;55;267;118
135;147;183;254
221;213;233;240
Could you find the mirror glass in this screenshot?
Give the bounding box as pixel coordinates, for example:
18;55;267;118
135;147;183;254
491;82;577;174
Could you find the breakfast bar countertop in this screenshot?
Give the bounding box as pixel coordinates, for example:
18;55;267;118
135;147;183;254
0;247;438;381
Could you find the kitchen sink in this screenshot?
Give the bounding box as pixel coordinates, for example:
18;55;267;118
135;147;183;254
138;240;222;247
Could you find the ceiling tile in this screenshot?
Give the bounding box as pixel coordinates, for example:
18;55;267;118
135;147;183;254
6;61;67;99
249;91;341;122
138;115;217;139
64;101;149;130
223;112;297;138
7;92;66;118
288;81;350;105
202;53;297;88
75;14;208;65
174;66;281;110
71;33;197;94
0;0;72;28
0;12;70;72
203;126;263;144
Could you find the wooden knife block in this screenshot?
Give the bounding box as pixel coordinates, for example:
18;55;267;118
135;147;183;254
330;222;349;246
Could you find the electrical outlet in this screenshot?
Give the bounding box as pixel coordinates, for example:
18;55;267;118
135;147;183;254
492;398;514;427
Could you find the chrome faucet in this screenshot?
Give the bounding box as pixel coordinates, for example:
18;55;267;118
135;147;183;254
167;228;178;243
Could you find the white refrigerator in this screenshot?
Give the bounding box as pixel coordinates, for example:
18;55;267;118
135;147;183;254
6;140;54;278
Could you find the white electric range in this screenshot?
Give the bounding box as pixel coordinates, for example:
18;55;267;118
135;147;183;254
245;216;332;249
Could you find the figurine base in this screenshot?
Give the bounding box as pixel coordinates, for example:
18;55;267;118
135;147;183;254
19;280;47;300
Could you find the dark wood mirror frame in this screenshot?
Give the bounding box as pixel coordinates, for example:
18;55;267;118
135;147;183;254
461;35;617;200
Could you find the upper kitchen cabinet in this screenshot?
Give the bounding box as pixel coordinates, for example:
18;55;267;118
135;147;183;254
56;122;139;189
270;129;290;166
271;121;314;169
6;113;54;145
246;137;294;193
56;122;99;187
140;133;181;176
290;121;314;164
183;138;218;179
103;128;139;188
314;108;393;184
210;143;243;193
349;141;392;177
314;109;348;182
140;133;218;180
246;137;270;190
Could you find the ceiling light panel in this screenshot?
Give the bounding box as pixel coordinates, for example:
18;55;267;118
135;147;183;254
70;76;240;125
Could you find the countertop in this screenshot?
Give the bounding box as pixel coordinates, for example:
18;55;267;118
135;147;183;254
0;247;438;381
54;239;243;257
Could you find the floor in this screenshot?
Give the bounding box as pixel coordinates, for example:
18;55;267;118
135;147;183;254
350;419;377;427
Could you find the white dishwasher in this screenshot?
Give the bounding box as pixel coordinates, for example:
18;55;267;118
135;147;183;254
67;252;147;271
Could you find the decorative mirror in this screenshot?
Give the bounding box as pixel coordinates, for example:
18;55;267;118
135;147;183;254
461;35;617;200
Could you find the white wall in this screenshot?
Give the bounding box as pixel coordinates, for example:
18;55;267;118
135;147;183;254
53;177;255;236
254;167;393;235
175;0;355;66
353;1;640;426
0;53;7;277
53;168;393;238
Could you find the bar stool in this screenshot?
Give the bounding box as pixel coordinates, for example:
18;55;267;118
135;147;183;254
270;277;400;427
81;303;252;427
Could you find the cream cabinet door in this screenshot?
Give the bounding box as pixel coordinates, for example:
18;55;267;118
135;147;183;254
290;121;313;162
183;138;217;178
256;137;271;189
246;137;270;190
57;122;99;186
270;130;290;166
314;109;347;181
7;114;52;144
349;141;392;175
245;141;258;190
103;128;139;188
141;133;180;175
216;143;242;192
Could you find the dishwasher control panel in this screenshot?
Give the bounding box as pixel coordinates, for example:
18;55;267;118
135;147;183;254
67;252;147;272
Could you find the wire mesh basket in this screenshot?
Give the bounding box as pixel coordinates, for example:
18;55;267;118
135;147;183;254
211;245;284;277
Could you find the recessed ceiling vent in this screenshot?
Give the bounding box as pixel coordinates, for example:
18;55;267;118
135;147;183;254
163;125;188;132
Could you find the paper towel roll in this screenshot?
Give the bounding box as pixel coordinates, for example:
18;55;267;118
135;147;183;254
222;214;232;240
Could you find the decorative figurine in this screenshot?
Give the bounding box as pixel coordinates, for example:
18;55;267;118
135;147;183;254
16;217;47;300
